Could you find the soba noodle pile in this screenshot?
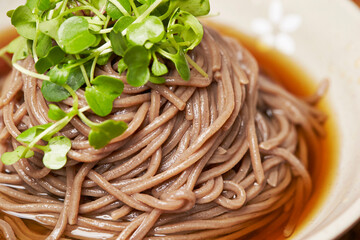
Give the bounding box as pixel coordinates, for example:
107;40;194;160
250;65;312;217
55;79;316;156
0;27;327;240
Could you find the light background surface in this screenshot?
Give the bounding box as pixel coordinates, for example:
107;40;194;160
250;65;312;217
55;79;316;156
1;0;360;239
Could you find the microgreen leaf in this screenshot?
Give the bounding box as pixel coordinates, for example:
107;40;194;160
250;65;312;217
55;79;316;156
42;63;90;102
39;18;63;40
48;104;67;121
168;9;204;51
172;0;210;17
47;64;70;85
91;0;108;9
36;33;52;58
88;120;127;149
26;0;38;11
7;37;30;62
158;48;190;80
151;57;168;76
109;30;128;57
106;0;131;20
37;0;56;12
7;10;14;18
127;16;165;46
1;146;34;166
117;58;127;74
16;123;53;144
149;76;166;84
42;136;71;170
58;16;97;54
124;45;151;87
113;16;134;33
11;5;37;40
85;76;124;117
35;46;66;74
97;53;112;66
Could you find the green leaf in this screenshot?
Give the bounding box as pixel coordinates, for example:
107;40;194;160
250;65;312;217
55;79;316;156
16;123;53;144
42;136;71;170
39;18;63;40
168;9;204;51
36;33;52;58
173;0;210;17
7;10;14;18
91;0;108;9
97;52;112;66
42;63;90;102
35;46;66;74
85;76;124;117
127;16;165;46
109;30;127;57
158;48;190;80
149;76;166;84
37;0;55;12
106;0;131;20
1;146;34;165
88;120;127;149
109;16;134;56
26;0;38;11
7;37;30;62
151;57;168;76
48;104;67;121
113;16;135;33
11;5;37;40
58;16;97;54
47;64;70;85
124;46;151;87
117;58;127;74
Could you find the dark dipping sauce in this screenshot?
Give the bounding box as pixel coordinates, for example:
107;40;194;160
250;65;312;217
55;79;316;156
0;24;338;240
206;22;338;239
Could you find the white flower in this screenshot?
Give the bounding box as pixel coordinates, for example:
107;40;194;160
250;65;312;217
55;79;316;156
251;0;302;54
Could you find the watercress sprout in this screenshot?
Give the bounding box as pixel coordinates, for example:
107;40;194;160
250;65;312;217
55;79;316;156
1;0;211;170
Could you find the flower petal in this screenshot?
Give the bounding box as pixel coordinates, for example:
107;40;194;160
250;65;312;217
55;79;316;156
275;33;295;54
261;33;275;47
251;18;273;35
269;0;283;24
280;14;302;33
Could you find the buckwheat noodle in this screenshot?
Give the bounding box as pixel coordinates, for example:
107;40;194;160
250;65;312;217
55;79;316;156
0;27;327;240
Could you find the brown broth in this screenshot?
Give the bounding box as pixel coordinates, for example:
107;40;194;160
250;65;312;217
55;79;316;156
0;24;338;239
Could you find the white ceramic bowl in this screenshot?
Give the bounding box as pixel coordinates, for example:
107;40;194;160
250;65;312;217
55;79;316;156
1;1;360;239
207;1;360;239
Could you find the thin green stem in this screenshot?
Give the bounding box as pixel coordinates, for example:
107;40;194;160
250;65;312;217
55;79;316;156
32;20;40;62
12;63;51;81
59;6;106;21
102;15;111;42
129;0;139;17
59;0;69;15
28;116;70;149
75;54;91;87
90;54;99;82
78;111;95;128
134;0;163;24
185;54;208;78
63;84;79;111
109;0;130;16
99;28;113;34
34;144;48;152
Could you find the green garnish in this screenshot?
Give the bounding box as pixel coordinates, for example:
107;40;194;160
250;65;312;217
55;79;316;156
85;75;125;117
0;0;210;169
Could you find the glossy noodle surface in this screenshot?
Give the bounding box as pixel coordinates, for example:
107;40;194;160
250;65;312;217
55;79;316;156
0;27;326;239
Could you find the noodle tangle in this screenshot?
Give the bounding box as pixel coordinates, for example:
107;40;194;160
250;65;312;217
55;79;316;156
0;27;326;240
